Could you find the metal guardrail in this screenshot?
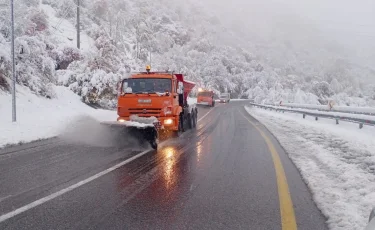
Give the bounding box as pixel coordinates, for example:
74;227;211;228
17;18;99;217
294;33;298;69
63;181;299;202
267;103;375;116
250;103;375;129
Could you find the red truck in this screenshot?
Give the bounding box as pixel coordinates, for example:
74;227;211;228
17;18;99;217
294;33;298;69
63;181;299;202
197;89;215;107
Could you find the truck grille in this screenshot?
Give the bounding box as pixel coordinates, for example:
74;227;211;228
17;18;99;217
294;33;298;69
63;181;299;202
127;108;162;117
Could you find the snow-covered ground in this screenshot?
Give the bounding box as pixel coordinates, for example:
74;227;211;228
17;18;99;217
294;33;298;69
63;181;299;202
245;106;375;230
41;4;97;54
0;86;116;148
187;97;197;105
275;102;375;116
258;104;375;123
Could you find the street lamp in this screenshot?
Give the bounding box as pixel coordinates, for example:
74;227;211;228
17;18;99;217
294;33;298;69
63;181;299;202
10;0;16;122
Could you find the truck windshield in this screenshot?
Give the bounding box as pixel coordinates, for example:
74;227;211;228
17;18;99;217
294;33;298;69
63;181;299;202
198;92;212;97
123;78;171;94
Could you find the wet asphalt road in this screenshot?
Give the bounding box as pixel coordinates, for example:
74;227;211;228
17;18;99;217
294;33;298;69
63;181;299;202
0;101;328;230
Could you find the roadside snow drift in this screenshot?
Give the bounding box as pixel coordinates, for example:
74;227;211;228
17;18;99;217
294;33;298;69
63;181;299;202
0;85;117;148
59;115;144;148
246;106;375;230
187;97;197;105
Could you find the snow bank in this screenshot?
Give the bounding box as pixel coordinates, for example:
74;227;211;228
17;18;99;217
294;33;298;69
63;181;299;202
129;115;158;125
187;97;197;105
0;85;116;148
231;99;249;101
279;102;375;115
259;104;375;123
245;106;375;230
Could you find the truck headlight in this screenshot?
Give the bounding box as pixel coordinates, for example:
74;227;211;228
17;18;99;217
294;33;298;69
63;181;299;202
164;119;173;125
118;119;125;123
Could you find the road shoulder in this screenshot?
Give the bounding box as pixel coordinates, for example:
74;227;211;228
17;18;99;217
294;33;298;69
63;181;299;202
242;106;328;230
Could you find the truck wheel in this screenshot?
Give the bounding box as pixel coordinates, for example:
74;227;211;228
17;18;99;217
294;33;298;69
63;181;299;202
195;111;198;126
173;115;184;137
180;115;185;132
192;112;197;128
193;109;198;128
150;139;158;150
187;113;193;129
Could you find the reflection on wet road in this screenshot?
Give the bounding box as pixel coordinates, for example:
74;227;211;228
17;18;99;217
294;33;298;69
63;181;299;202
0;102;328;230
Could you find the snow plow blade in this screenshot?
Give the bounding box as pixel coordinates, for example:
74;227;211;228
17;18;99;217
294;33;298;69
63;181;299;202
101;121;158;149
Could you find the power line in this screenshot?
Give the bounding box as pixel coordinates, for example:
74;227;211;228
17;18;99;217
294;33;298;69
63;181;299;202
54;7;71;29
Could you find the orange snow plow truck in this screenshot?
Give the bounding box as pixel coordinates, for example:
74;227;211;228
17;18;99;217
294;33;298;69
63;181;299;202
197;89;215;107
104;66;198;149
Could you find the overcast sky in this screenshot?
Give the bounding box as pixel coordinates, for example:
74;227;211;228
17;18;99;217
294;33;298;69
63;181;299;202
198;0;375;63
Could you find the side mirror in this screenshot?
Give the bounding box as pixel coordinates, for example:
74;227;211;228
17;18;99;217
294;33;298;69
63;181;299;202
177;82;183;94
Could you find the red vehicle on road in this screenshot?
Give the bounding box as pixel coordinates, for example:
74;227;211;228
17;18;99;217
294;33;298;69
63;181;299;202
197;89;215;107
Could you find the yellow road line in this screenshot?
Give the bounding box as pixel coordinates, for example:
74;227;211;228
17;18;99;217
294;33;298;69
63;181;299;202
240;110;297;230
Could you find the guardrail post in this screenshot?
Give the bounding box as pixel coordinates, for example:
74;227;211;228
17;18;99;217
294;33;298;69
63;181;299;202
336;119;339;125
315;117;318;121
303;114;306;119
359;123;363;129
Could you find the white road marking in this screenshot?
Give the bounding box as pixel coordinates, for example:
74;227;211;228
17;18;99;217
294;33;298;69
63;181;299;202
0;195;11;203
198;107;215;122
0;106;219;223
0;149;152;223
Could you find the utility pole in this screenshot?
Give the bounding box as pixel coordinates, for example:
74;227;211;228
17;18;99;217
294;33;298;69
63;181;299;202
149;49;152;68
76;0;80;49
10;0;16;122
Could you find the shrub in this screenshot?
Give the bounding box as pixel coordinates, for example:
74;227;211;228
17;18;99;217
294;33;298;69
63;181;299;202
50;46;81;70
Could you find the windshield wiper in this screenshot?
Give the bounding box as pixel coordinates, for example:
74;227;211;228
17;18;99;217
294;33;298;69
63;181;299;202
132;91;166;96
131;91;153;95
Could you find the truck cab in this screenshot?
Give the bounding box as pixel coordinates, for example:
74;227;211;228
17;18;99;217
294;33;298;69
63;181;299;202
117;69;197;136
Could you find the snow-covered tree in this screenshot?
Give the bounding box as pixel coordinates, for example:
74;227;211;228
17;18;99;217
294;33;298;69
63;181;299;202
0;0;374;108
312;81;334;103
330;78;343;94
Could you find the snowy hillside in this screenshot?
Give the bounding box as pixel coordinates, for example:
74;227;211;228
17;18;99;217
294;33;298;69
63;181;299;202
0;0;374;107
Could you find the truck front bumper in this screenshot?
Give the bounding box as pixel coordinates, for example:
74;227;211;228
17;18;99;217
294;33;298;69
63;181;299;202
117;116;178;131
